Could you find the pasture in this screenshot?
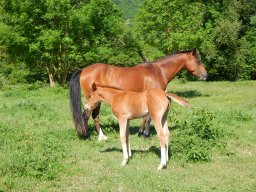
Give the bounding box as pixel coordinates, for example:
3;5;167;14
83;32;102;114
0;80;255;191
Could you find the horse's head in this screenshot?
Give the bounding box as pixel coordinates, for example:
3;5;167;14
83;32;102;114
184;49;207;80
84;83;102;111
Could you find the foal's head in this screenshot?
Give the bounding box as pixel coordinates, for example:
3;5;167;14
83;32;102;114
84;83;102;111
183;49;207;80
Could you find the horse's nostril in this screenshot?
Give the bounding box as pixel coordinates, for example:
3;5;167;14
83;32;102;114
200;73;207;81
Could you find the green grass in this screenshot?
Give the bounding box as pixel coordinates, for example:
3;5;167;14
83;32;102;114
0;80;255;191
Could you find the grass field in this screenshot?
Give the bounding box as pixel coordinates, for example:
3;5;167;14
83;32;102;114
0;80;255;191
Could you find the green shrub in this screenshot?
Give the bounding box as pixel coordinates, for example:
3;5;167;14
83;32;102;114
26;81;45;90
8;69;29;84
231;109;252;122
169;108;226;162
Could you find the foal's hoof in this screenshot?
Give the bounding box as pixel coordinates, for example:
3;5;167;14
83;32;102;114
98;135;108;141
121;159;128;167
157;164;167;170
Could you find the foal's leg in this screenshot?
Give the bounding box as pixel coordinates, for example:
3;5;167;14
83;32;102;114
92;103;108;141
162;109;169;163
163;118;169;163
118;118;129;166
127;121;132;158
153;119;167;170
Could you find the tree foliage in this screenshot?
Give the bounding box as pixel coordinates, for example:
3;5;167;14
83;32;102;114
0;0;256;85
133;0;256;80
0;0;142;86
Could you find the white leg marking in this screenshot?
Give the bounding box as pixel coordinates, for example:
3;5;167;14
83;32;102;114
164;121;169;163
98;128;108;141
158;147;167;170
121;143;129;166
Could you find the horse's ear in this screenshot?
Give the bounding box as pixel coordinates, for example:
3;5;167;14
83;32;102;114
92;82;97;91
192;48;197;55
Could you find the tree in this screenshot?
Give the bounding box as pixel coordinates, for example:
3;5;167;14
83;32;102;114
237;15;256;79
133;0;256;80
0;0;143;86
134;0;204;54
0;0;84;86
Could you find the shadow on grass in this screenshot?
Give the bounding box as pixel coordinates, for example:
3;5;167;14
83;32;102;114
88;121;157;136
100;146;161;157
172;90;209;98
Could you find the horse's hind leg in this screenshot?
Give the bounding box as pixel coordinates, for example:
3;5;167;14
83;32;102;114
92;103;108;141
144;116;151;137
138;116;151;138
138;118;146;137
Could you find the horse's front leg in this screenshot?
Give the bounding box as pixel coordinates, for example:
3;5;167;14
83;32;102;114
118;118;129;166
92;103;108;141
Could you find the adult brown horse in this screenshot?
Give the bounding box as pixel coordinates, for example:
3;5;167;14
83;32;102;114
69;49;207;140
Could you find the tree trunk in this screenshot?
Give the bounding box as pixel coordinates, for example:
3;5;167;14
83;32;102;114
46;66;56;87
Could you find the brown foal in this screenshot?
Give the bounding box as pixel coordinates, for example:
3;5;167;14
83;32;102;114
84;83;190;170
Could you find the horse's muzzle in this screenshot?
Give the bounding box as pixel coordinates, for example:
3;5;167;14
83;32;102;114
84;104;91;111
200;73;208;81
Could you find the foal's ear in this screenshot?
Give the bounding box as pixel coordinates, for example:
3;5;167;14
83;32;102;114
92;82;97;91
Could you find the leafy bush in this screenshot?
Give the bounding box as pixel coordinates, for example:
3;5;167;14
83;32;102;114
7;68;29;84
169;108;226;163
26;81;45;90
230;109;252;122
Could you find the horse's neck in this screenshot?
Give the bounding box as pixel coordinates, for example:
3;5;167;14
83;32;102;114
157;54;186;83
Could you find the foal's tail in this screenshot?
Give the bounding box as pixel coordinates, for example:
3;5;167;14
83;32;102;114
165;93;191;107
69;70;88;139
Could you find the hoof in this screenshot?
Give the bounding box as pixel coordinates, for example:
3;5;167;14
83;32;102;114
138;131;150;138
143;133;150;139
98;135;108;141
138;130;144;137
157;164;167;170
121;159;128;166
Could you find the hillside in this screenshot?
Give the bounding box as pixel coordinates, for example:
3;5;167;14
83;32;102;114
113;0;144;20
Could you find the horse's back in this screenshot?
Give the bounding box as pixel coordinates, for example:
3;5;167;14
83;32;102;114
80;63;165;94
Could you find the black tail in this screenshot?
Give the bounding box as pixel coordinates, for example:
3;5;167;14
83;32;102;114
69;70;89;139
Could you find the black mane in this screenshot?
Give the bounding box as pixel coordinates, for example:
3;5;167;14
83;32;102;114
154;49;200;63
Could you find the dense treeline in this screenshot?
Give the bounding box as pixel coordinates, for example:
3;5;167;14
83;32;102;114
0;0;255;86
